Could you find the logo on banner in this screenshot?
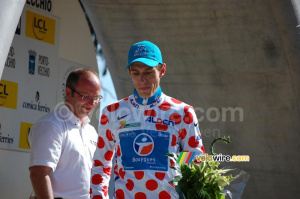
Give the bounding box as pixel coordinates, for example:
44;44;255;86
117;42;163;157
26;0;52;12
0;123;14;145
28;49;50;77
62;66;80;100
22;91;50;113
28;49;36;75
5;47;16;69
0;80;18;109
19;122;33;149
26;10;56;44
38;55;50;77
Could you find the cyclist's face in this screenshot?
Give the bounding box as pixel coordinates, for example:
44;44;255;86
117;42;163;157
128;62;166;98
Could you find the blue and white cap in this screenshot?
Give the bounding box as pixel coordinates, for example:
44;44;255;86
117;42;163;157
126;41;163;69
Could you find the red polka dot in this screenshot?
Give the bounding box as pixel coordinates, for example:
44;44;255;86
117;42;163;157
104;150;113;161
124;96;129;101
94;159;104;167
201;145;205;153
188;136;200;148
194;158;202;164
169;182;175;188
159;101;171;111
169;113;181;125
184;105;192;113
107;102;120;112
155;172;165;181
114;164;118;175
144;109;157;117
90;187;92;195
117;145;121;156
171;134;177;146
115;189;125;199
100;113;109;125
170;159;175;167
146;179;158;191
135;192;146;199
92;195;103;199
155;123;168;131
183;112;193;124
134;171;144;180
103;167;111;175
159;191;171;199
91;174;103;185
171;98;182;104
97;136;105;148
126;179;134;191
102;186;108;197
106;129;114;141
178;128;187;140
119;168;126;179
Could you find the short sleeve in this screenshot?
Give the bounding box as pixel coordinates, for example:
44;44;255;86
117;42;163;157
29;119;64;171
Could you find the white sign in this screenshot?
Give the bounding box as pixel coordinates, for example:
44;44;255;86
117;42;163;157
0;5;60;152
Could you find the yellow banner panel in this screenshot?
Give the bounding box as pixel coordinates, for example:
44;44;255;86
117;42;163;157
0;80;18;109
26;10;56;45
19;122;33;149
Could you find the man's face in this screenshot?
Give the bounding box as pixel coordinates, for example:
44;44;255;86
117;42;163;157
128;62;166;98
65;72;101;120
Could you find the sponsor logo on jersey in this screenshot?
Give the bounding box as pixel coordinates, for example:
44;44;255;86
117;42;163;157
117;113;130;120
145;116;175;126
196;134;202;141
133;133;154;156
130;98;139;108
119;130;170;171
118;121;141;130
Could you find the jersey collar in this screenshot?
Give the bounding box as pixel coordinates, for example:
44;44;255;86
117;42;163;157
133;86;162;106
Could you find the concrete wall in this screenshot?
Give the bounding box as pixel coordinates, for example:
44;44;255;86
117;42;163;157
82;0;300;198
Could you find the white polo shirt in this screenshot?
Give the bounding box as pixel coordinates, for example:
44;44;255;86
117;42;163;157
29;104;98;199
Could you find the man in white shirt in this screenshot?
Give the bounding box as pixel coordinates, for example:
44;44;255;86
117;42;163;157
29;68;102;199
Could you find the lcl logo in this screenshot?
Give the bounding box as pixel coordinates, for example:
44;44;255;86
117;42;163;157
33;17;48;31
0;84;9;96
26;10;56;44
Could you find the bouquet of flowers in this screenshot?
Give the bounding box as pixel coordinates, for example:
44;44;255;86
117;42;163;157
167;137;250;199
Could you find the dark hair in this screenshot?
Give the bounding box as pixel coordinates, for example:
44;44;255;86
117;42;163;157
66;68;99;89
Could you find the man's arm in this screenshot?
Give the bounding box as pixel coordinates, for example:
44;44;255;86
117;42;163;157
179;106;205;155
29;166;53;199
